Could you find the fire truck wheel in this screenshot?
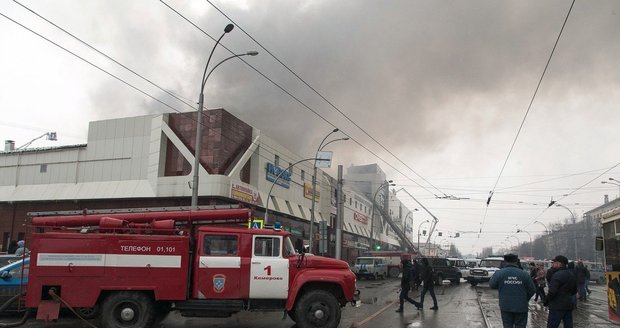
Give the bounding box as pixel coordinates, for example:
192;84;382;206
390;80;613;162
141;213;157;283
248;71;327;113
294;289;340;328
100;292;155;328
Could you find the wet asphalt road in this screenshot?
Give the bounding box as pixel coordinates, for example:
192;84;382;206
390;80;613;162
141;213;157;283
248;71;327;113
3;278;616;327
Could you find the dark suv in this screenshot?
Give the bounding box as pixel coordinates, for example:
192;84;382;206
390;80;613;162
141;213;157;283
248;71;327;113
419;257;462;285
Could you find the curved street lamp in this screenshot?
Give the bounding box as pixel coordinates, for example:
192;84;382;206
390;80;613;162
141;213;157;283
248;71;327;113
369;180;395;250
516;229;532;257
508;235;520;245
309;129;347;252
533;220;549;234
602;179;620;199
191;23;259;208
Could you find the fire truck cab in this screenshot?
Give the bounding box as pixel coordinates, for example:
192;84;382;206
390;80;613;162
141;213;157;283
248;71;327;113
25;206;359;328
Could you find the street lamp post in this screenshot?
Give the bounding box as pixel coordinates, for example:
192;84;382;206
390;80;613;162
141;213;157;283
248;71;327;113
550;202;580;258
505;238;514;250
602;178;620;199
369;180;395;251
417;220;430;253
309;129;348;253
533;220;550;258
191;23;258;209
549;201;576;223
516;229;532;257
509;235;520;245
533;221;549;234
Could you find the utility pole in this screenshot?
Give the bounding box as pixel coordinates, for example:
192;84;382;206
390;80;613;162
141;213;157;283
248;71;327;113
335;165;344;260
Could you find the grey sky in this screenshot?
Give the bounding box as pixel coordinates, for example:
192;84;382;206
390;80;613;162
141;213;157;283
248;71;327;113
1;0;619;255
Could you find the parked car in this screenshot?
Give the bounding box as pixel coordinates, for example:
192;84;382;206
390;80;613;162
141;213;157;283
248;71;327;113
465;256;503;286
449;257;472;282
583;261;605;284
419;257;461;285
0;255;21;268
0;257;29;311
352;256;388;280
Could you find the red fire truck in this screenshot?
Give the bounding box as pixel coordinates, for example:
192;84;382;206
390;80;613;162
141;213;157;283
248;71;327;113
24;206;359;328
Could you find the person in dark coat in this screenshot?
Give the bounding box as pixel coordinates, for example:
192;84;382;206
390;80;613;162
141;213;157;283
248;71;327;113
417;258;438;310
546;265;558;285
544;255;578;328
528;263;540;302
489;254;536;328
411;259;421;291
574;260;589;301
534;263;547;304
395;258;422;313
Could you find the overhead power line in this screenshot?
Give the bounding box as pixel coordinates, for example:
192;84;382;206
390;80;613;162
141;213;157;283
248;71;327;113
479;0;575;236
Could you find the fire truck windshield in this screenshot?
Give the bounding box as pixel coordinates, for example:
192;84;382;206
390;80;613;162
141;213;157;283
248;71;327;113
284;236;297;256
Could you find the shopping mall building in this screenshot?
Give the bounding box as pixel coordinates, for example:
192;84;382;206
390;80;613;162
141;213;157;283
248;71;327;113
0;109;413;263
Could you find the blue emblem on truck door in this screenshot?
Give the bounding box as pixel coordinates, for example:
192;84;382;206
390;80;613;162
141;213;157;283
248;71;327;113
213;274;226;293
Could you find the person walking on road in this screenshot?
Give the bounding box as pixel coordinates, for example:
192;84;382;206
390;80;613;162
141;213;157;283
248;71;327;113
535;263;547;303
544;255;578;328
417;258;438;310
575;260;589;301
528;262;539;302
489;254;536;328
395;258;422;313
411;259;421;291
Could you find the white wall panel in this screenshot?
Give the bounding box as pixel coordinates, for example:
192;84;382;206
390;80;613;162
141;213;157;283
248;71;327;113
92;161;103;181
103;138;114;159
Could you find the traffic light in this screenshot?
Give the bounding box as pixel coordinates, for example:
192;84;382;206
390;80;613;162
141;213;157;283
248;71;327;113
375;244;381;251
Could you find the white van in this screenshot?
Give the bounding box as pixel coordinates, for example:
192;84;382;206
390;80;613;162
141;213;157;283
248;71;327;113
352;257;388;280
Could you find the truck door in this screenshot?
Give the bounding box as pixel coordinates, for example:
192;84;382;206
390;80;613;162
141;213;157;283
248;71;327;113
249;235;289;299
194;234;242;299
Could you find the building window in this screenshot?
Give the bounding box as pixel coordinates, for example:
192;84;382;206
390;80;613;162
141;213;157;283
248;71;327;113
288;162;293;176
301;170;305;181
355;201;358;209
40;164;47;173
275;155;280;167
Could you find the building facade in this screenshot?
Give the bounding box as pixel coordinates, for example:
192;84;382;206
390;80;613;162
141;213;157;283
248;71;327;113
0;109;415;263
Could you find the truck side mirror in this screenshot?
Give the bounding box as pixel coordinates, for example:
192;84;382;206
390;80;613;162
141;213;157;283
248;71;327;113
595;236;604;251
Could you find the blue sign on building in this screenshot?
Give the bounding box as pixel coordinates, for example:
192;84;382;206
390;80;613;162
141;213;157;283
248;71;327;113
266;163;291;189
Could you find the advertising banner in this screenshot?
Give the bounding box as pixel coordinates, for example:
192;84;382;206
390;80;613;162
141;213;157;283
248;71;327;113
230;181;260;205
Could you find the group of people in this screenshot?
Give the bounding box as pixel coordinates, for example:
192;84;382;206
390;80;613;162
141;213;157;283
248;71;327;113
396;257;438;313
490;253;580;328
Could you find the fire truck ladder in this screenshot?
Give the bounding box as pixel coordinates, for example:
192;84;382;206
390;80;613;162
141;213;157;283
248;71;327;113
28;204;251;226
372;202;418;253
